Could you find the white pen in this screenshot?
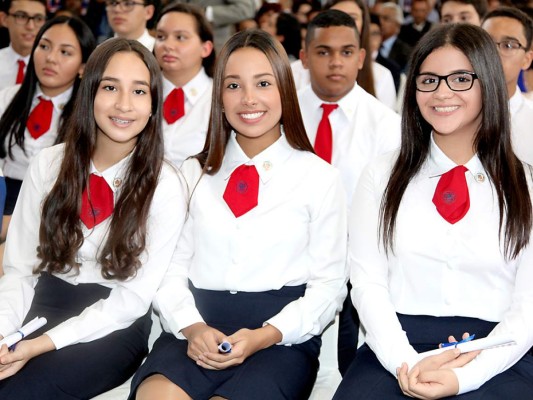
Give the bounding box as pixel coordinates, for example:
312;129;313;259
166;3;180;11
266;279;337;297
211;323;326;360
421;333;516;357
0;317;48;349
218;341;232;354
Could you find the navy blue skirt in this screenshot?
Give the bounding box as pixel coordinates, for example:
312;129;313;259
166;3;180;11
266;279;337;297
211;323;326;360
130;283;321;400
333;313;533;399
0;273;151;399
3;177;22;215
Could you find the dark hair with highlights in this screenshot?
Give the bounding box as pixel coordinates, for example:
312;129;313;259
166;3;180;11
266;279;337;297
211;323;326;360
196;29;313;173
36;38;164;281
380;23;532;261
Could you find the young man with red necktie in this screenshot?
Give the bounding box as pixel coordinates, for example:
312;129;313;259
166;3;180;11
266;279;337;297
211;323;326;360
297;9;401;375
0;0;47;91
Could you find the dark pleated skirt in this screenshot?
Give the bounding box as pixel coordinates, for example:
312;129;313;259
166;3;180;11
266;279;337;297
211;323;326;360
0;273;151;400
333;313;533;399
130;283;321;400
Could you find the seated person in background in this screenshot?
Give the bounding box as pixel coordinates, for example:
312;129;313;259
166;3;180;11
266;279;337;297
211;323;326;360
439;0;488;25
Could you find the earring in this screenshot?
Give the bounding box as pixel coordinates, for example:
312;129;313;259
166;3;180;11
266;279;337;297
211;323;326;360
221;107;225;113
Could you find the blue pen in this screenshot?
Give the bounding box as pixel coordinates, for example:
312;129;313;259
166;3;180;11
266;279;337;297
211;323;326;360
440;334;475;348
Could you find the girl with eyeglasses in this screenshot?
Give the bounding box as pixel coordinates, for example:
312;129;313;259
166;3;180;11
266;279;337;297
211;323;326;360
0;16;95;251
334;23;533;399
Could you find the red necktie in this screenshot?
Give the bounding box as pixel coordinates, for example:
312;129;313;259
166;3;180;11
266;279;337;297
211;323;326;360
163;88;185;124
223;165;259;217
432;165;470;224
80;174;114;229
16;59;25;84
314;103;338;163
26;97;53;139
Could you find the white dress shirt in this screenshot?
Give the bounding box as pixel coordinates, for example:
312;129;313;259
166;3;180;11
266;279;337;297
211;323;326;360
0;46;29;91
154;132;348;345
298;83;401;203
113;29;155;51
162;69;213;168
0;144;187;350
0;84;73;181
290;59;397;110
350;136;533;394
510;87;533;166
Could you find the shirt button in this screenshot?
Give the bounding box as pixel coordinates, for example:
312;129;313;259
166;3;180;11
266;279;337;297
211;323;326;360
229;290;237;294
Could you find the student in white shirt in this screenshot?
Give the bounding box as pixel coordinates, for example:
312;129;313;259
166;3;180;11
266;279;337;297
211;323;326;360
299;9;400;376
0;0;47;91
155;3;215;168
130;29;347;400
0;16;96;242
334;23;533;399
292;0;397;110
105;0;156;50
481;7;533;166
0;38;186;399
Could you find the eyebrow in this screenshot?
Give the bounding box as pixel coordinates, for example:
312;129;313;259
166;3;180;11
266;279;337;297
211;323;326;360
40;37;77;48
101;76;150;86
418;69;474;75
223;72;275;80
313;44;357;50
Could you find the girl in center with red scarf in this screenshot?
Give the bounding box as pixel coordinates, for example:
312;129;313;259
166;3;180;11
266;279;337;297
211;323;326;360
130;29;347;400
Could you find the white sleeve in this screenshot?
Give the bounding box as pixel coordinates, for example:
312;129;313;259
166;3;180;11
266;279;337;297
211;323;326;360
453;241;533;394
0;146;47;337
153;160;204;337
350;160;420;375
266;171;348;344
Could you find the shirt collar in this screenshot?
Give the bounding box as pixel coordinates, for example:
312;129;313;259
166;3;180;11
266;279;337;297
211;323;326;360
163;68;211;106
35;83;73;112
427;133;486;180
7;45;30;64
221;127;293;184
89;151;133;194
306;83;359;120
509;85;523;116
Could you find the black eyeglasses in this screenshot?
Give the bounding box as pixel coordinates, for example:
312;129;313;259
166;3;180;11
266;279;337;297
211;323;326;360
415;72;478;92
8;12;46;26
105;0;145;12
494;40;527;55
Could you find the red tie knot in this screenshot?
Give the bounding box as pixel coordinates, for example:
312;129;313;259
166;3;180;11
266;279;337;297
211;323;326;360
163;87;185;124
223;164;260;218
80;174;115;229
432;165;470;224
321;103;338;117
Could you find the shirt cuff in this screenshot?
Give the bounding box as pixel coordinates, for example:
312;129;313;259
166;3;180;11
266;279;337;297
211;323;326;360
453;361;483;395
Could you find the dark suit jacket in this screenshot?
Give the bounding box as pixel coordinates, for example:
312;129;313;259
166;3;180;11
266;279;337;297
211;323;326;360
387;37;413;73
399;21;433;47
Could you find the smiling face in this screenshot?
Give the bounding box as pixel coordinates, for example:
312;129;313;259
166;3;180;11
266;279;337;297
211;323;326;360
416;45;482;152
221;47;282;158
154;11;212;87
301;25;365;102
33;23;84;97
94;51;152;156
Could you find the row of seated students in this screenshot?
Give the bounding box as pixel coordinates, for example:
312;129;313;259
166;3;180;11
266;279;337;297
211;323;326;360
0;2;532;399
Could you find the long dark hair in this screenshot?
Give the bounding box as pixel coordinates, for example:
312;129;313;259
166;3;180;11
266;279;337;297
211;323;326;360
196;29;313;174
156;2;215;77
0;16;95;159
380;23;532;260
36;38;164;281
